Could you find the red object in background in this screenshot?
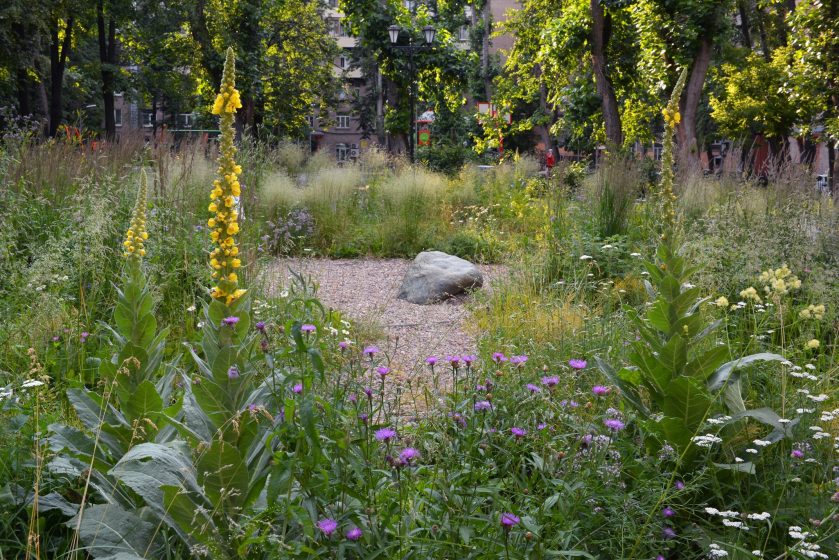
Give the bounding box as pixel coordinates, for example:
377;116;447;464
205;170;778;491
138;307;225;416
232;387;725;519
417;127;431;146
545;149;555;169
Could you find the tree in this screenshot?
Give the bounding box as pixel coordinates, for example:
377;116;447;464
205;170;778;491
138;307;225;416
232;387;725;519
785;0;838;191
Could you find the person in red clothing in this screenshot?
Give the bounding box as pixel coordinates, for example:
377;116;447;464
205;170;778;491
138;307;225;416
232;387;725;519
545;147;556;177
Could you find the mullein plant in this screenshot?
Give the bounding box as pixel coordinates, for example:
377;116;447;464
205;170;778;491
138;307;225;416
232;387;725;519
50;171;180;559
597;69;787;468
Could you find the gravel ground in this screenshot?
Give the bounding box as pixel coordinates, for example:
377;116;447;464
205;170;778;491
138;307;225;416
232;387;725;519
266;257;507;403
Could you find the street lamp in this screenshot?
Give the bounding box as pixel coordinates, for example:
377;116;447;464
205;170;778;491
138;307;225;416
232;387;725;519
387;24;435;164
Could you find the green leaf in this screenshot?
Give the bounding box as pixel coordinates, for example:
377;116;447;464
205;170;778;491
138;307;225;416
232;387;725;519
594;356;649;417
685;345;730;380
122;380;163;425
162;485;216;546
196;439;249;511
662;377;712;434
658;335;688;376
68;503;162;559
707;353;786;390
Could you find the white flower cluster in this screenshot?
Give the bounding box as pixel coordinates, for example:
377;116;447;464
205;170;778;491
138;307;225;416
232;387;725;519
722;518;749;530
705;508;740;518
820;408;839;422
706;415;732;426
746;512;771;521
788;526;828;559
693;434;723;447
753;439;772;447
708;543;728;558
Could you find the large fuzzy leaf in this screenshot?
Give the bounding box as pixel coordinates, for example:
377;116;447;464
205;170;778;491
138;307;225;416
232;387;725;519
707;353;786;413
196;439;249;512
68;503;162;558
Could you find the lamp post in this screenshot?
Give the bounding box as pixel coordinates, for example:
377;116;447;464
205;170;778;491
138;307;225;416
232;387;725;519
387;24;435;164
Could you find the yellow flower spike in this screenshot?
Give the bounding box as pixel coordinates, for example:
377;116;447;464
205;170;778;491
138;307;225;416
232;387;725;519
657;68;688;239
123;170;150;262
208;46;247;305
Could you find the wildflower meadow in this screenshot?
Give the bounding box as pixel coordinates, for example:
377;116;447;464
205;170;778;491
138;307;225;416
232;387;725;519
1;48;838;560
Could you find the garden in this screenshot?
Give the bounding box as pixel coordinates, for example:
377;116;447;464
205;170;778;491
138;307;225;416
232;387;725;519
1;46;838;560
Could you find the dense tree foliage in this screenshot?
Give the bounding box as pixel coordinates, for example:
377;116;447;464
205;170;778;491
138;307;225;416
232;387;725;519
0;0;835;185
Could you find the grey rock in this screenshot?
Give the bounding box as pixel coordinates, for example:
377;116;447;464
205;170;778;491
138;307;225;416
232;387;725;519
397;251;484;305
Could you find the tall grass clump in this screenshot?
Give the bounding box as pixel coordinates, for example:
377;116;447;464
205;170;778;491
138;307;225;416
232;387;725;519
590;155;641;238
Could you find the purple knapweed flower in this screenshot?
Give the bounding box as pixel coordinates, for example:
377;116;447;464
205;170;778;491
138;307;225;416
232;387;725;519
376;366;390;378
662;507;675;518
449;412;467;428
791;449;804;459
346;527;363;541
447;355;461;368
474;400;492;411
374;427;397;442
399;447;420;463
510;355;528;366
348;393;357;403
662;527;676;539
301;324;316;333
255;321;266;332
317;518;338;536
363;387;373;398
292;383;303;394
541;376;559;388
537;423;548;430
604;418;625;432
674;480;685;490
363;345;379;357
260;339;269;352
511;427;527;438
52;335;60;342
80;331;90;342
339;341;350;351
463;355;477;366
569;400;579;408
500;512;520;529
592;385;609;396
426;356;438;366
526;383;541;393
358;413;369;423
222;316;240;327
491;352;508;363
476;384;488;392
569;359;587;370
248;404;258;413
227;365;240;379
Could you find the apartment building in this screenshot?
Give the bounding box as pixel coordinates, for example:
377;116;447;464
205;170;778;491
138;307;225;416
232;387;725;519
309;0;368;162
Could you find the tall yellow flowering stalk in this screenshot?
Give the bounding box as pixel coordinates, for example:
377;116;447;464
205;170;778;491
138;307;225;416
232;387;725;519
209;47;245;306
123;169;149;260
658;68;687;240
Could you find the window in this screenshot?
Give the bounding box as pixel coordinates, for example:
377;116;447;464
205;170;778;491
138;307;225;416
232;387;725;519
327;0;338;7
307;115;317;129
336;142;348;161
403;0;415;10
336;115;350;129
328;18;341;36
653;143;663;161
141;111;154;128
114;108;122;127
458;25;469;41
338;55;348;69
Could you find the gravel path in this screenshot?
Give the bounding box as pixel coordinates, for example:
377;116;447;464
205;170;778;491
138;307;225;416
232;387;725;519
266;257;507;380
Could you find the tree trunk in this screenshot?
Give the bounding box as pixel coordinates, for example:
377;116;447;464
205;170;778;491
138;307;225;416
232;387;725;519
828;141;836;195
98;0;117;140
482;0;492;100
678;35;713;169
755;5;771;61
590;0;622;147
191;0;223;90
737;1;752;48
48;16;73;137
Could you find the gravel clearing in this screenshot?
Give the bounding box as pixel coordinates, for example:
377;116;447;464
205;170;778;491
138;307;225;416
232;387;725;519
266;257;508;390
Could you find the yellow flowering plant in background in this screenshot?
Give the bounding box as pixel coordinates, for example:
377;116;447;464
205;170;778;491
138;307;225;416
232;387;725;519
209;47;246;307
123;169;150;261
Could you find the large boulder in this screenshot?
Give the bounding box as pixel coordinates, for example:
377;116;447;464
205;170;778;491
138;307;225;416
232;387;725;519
397;251;484;305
